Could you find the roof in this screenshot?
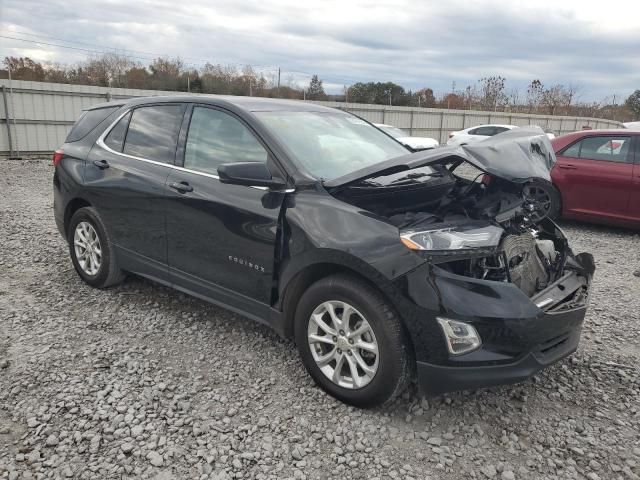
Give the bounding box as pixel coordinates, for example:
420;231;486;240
557;129;635;137
87;95;338;113
467;124;518;129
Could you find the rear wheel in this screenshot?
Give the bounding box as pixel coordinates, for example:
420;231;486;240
68;207;125;288
294;274;412;407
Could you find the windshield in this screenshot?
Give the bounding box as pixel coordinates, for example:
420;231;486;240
255;111;409;180
378;125;408;139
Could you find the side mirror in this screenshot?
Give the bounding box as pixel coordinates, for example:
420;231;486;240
218;162;286;190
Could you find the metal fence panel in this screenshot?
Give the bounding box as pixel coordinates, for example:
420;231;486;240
0;79;624;155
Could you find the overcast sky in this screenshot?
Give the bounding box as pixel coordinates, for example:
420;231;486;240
2;0;639;100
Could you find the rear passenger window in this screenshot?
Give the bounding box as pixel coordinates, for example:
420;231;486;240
565;136;632;163
472;126;495;136
582;137;631;162
184;107;268;175
104;112;131;152
123;105;186;163
66;106;119;142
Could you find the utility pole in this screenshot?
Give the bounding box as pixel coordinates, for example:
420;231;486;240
389;92;392;106
277;68;281;98
7;64;20;158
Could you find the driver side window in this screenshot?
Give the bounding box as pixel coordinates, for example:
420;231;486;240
184;107;268;175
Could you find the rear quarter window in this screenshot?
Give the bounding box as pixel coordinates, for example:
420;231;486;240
66;106;120;142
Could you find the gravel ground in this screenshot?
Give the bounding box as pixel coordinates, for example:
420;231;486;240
1;159;639;480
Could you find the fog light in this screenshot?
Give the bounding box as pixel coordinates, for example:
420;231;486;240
436;317;482;355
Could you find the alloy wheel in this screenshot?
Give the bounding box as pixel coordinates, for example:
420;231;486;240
307;300;379;389
73;221;102;276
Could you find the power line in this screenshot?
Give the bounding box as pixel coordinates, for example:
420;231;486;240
3;30;283;70
1;32;361;88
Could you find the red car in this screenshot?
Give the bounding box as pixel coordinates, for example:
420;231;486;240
530;130;640;228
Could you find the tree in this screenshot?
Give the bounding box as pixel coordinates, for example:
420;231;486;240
442;93;465;109
125;67;150;89
625;90;640;120
478;76;507;111
2;57;46;81
416;88;436;107
306;75;327;100
526;79;544;113
348;82;405;105
149;57;184;90
541;84;571;115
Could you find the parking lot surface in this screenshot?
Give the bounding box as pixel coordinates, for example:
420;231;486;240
1;159;639;480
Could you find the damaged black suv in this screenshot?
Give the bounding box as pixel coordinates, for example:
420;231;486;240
53;96;595;407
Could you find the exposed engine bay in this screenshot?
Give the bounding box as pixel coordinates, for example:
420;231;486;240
331;163;577;299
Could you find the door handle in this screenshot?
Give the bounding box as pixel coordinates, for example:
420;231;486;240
558;164;577;170
93;159;109;169
169;181;194;193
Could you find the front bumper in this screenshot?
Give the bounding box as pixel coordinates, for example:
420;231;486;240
417;306;583;394
399;252;594;395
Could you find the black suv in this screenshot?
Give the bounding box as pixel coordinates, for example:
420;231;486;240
53;96;594;407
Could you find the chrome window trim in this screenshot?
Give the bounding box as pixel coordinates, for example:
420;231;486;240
96;108;294;192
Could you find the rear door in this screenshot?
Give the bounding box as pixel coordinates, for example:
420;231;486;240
631;136;640;220
165;104;287;316
553;134;634;219
85;103;186;280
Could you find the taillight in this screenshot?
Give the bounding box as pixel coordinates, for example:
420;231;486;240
481;174;492;185
53;149;64;167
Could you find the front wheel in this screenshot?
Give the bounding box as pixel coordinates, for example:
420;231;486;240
68;207;125;288
294;274;412;407
523;180;561;221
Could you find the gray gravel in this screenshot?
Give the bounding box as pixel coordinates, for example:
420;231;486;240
1;159;639;480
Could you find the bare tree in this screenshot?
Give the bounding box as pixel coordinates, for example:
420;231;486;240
478;76;507;111
526;79;544;113
507;87;521;112
541;84;571;115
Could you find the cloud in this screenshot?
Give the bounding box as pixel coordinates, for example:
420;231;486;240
2;0;639;99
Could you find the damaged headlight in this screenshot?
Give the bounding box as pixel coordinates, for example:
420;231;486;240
400;222;503;252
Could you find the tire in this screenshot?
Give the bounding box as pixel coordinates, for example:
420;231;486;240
294;274;412;408
523;180;561;221
68;207;125;288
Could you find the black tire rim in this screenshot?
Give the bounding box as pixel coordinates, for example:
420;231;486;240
523;185;552;222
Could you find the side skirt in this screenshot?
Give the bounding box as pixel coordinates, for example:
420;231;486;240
115;245;286;337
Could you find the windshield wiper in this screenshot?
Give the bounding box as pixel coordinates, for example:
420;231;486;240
388;171;443;184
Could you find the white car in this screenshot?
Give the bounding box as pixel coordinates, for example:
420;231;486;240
624;121;640;130
374;123;439;150
447;124;518;146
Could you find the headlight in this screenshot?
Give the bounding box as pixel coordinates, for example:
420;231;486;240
437;317;482;355
400;223;503;252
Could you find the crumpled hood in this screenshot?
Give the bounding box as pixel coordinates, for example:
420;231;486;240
324;127;555;188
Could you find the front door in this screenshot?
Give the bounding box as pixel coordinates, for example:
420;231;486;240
84;103;186;280
165;105;286;316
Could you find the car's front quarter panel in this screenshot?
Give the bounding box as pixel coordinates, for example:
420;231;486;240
280;188;424;283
